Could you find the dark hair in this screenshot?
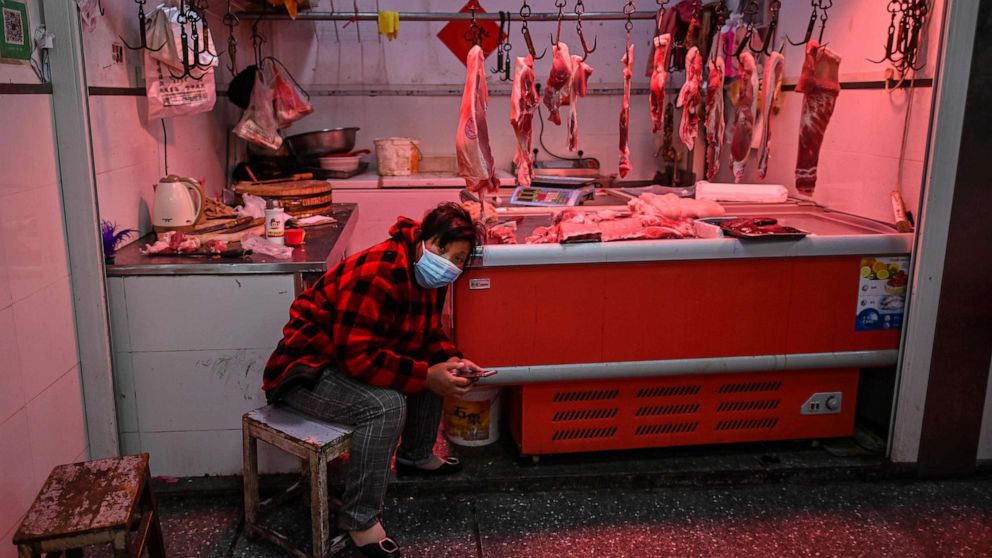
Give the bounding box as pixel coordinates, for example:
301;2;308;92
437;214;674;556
418;202;482;254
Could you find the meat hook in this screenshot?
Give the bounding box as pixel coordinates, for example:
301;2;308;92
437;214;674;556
491;11;507;75
168;2;214;81
786;0;817;46
575;0;596;62
520;0;546;60
501;15;513;81
120;0;167;52
464;7;486;48
549;0;566;47
816;0;832;44
749;0;781;56
732;0;760;62
223;1;239;74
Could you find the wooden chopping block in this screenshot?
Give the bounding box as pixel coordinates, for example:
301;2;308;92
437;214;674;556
234;180;332;198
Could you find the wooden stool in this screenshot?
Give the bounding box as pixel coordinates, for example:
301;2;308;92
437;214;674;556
12;453;166;558
243;405;353;558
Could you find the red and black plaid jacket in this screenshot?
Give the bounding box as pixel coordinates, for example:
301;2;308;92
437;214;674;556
262;217;462;399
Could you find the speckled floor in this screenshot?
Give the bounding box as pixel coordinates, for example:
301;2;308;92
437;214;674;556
82;477;992;558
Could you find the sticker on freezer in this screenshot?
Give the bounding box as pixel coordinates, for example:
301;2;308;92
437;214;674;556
855;256;909;331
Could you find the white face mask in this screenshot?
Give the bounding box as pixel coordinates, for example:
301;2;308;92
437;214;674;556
414;241;463;289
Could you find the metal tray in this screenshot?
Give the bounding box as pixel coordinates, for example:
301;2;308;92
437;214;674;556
301;162;369;180
719;221;808;241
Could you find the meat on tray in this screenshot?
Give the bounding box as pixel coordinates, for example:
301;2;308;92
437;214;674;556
720;217;804;236
598;218;646;242
627;192;725;220
795;40;842;196
486;221;518;245
456;45;499;196
559;221;602;243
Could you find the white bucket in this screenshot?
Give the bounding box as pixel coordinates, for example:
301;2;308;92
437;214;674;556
374;137;421;176
444;386;501;447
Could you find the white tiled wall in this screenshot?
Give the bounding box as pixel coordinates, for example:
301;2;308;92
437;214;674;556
0;4;86;548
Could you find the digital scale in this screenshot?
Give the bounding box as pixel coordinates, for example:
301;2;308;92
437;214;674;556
509;185;595;207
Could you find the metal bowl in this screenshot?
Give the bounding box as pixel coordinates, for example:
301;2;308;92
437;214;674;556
286;128;359;158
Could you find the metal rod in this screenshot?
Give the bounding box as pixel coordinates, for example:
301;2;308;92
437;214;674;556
236;10;659;22
474;351;900;386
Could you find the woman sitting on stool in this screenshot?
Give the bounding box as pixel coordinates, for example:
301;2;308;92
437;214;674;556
262;202;486;558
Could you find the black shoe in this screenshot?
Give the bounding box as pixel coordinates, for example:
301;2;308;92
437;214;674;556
353;536;401;557
394;456;463;477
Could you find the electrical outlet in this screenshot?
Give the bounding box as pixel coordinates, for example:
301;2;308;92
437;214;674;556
801;392;843;415
112;43;124;64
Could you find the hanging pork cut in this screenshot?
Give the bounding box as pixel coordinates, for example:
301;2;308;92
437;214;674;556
704;46;725;181
510;55;540;186
456;45;499;195
753;51;785;179
543;42;573;126
649;34;672;133
795;40;841;195
730;51;758;183
676;46;703;151
619;44;634;178
567;55;594;151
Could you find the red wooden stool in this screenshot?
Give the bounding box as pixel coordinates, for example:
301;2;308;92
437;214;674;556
12;453;166;558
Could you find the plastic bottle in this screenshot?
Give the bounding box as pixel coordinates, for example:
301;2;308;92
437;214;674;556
264;199;286;245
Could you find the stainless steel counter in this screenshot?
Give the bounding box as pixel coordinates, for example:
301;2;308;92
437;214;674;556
105;203;357;276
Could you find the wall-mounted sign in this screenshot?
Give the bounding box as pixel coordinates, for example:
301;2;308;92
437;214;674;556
1;0;31;61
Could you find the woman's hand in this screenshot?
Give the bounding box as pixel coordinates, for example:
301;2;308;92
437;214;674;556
426;361;474;398
450;357;486;376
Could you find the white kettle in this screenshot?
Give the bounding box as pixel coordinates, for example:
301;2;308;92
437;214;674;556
152;175;204;231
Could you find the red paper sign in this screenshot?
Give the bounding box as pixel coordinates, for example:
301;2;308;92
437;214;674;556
436;0;505;66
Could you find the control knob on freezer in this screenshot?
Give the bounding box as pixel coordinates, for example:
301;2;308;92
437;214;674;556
825;395;840;411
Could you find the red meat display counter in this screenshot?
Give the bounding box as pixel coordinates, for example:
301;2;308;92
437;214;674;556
452;197;913;457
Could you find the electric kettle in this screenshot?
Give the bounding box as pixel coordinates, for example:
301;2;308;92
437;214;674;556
152;175;204;231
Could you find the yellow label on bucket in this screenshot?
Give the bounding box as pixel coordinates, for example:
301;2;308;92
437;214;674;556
444;398;492;442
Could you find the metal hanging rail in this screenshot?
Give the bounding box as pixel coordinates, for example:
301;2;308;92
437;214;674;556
235;11;659;22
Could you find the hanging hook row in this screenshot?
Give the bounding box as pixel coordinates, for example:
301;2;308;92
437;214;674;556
168;0;220;81
868;0;929;74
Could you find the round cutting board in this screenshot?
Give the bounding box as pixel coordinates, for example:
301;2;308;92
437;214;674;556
234;180;332;197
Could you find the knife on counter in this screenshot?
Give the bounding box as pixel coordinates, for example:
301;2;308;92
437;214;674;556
145;248;254;259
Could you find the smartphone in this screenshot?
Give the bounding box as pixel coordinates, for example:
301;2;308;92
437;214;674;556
458;369;497;379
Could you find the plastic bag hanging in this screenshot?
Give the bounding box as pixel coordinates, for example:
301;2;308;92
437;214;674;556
265;58;314;129
233;65;283;150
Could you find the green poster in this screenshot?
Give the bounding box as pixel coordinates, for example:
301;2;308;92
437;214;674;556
1;1;31;61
